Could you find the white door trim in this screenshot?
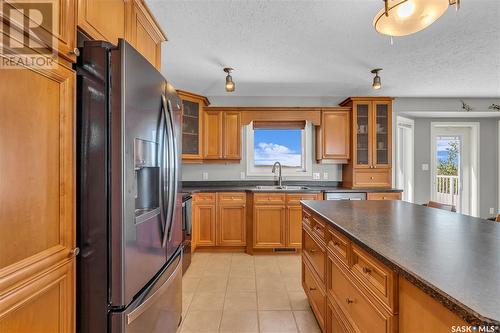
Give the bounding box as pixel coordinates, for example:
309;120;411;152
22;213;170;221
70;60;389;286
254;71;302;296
396;116;414;202
430;122;480;217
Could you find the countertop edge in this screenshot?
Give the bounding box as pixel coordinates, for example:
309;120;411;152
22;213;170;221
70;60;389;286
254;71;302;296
301;202;500;326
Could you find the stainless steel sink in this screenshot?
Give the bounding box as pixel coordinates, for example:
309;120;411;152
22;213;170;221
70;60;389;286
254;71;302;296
255;185;310;191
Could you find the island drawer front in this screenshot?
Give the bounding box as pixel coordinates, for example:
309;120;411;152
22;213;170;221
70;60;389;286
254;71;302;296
254;193;286;204
327;227;350;267
303;259;326;332
328;257;393;333
311;215;326;242
303;228;325;284
366;192;402;201
351;244;396;312
302;208;313;229
218;192;246;203
287;193;320;205
328;297;354;333
193;192;216;203
353;170;391;188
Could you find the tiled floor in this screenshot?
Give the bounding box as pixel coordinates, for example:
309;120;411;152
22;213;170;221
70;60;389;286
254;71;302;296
179;252;321;333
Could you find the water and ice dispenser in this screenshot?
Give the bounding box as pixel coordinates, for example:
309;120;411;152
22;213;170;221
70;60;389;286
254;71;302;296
134;138;160;224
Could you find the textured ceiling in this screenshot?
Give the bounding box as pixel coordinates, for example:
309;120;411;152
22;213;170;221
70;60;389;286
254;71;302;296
147;0;500;98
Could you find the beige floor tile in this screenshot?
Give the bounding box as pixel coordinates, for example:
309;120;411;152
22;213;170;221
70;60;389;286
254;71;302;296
255;265;282;277
279;265;301;277
293;310;321;333
224;291;258;310
197;275;228;293
203;263;231;277
258;290;291;310
259;310;298;333
180;310;222;333
219;310;259;333
183;265;205;279
230;265;255;277
227;276;256;292
288;291;310;310
256;277;286;291
189;292;226;311
182;292;194;316
283;276;303;292
182;277;201;293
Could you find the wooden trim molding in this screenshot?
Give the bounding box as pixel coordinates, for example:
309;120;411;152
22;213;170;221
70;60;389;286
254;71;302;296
177;90;210;106
205;107;322;126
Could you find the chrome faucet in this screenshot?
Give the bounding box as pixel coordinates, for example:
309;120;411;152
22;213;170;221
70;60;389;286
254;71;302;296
272;161;283;187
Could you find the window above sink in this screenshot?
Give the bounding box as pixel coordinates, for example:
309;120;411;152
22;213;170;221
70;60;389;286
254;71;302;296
246;121;312;177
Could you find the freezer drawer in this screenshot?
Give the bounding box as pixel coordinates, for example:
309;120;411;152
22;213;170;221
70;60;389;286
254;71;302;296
111;248;182;333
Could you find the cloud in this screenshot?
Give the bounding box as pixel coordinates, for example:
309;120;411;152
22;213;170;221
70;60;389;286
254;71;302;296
255;142;301;167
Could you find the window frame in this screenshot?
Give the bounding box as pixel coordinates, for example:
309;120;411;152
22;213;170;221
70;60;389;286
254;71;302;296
245;122;313;177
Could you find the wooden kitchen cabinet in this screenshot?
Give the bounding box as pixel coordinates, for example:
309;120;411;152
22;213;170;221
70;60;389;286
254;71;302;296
203;109;242;161
78;0;124;45
203;110;223;159
178;90;210;161
253;204;286;248
316;108;351;161
192;194;217;247
286;193;322;248
223;111;241;159
217;193;246;246
340;97;393;188
367;192;402;201
125;0;166;69
0;64;76;331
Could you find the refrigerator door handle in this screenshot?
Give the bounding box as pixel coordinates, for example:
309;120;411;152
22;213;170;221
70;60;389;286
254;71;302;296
162;95;175;247
166;99;179;242
160;96;171;242
126;253;182;324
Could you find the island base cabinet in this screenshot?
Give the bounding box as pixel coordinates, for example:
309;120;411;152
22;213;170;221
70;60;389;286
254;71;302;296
303;259;326;332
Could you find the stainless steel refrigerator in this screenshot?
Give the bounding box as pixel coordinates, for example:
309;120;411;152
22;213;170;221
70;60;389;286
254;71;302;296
76;39;183;333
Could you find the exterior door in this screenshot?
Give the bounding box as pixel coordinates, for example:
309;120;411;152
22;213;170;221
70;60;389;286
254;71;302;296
0;64;75;331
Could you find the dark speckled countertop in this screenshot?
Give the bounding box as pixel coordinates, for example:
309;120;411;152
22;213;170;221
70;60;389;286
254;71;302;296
301;200;500;326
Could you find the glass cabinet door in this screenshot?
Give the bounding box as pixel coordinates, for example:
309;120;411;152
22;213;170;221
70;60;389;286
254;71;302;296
181;99;201;158
354;102;371;167
373;102;391;167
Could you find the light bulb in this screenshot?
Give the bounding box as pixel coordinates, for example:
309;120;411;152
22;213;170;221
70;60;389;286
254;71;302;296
397;1;415;18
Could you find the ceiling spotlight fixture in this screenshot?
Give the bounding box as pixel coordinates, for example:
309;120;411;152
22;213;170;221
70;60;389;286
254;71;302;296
373;0;460;37
224;67;235;92
371;68;382;90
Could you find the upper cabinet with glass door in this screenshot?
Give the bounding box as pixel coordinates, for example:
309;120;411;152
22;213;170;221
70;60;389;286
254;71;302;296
177;90;210;162
373;101;391;168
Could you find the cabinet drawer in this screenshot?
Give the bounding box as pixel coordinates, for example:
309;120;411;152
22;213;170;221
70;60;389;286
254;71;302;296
367;192;401;200
311;215;326;242
303;229;325;284
351;244;396;312
302;208;313;229
254;193;286;204
218;192;246;204
193;192;216;204
328;298;354;333
328;257;393;333
353;170;391;188
303;259;326;331
327;227;350;267
286;193;320;205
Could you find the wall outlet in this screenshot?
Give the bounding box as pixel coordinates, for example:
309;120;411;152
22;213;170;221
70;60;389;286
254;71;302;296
490;207;495;215
202;172;208;180
313;173;320;180
323;172;329;180
240;171;245;180
422;163;429;171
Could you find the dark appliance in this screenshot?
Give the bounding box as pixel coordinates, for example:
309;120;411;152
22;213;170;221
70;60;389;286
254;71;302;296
181;194;192;274
76;39;183;333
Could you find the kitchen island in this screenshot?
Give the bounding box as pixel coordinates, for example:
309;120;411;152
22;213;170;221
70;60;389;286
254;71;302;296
300;200;500;333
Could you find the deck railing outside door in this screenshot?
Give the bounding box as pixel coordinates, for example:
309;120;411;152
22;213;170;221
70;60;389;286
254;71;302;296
436;175;459;207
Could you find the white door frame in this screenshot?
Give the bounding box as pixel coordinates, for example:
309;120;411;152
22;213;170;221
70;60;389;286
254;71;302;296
430;122;480;217
395;116;414;202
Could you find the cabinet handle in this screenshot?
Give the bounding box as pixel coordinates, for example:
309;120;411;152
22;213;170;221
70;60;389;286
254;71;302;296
333;241;340;246
362;266;372;274
345;298;354;304
309;249;319;253
70;247;80;257
374;165;377;169
69;48;80;56
370;177;375;180
309;286;317;291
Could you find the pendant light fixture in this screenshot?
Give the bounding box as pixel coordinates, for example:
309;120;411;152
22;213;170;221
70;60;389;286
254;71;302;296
373;0;460;37
224;67;235;92
371;69;382;90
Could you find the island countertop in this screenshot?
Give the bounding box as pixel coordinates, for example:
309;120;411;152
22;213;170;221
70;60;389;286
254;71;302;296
301;200;500;325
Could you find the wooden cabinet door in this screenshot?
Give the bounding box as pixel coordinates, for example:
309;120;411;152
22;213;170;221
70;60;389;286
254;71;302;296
371;101;392;169
0;64;75;332
125;0;165;69
203;110;223;159
78;0;125;45
286;206;303;248
223;111;241;159
352;101;373;169
193;203;216;246
253;205;286;248
321;110;350;160
218;204;246;246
